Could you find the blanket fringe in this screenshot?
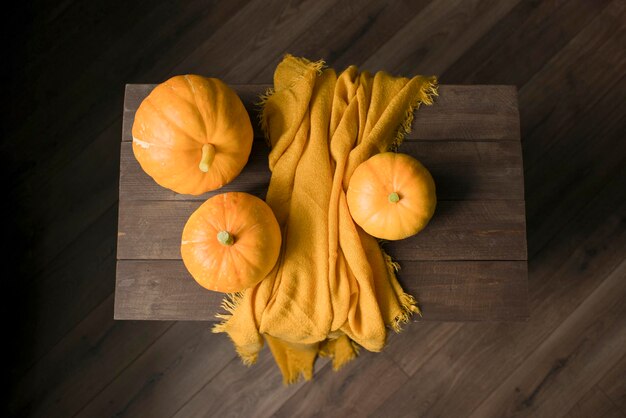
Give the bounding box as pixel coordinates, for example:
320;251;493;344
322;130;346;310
211;291;259;365
382;251;422;333
211;291;245;330
232;345;259;367
382;77;434;327
390;76;439;151
319;336;361;372
391;293;422;333
383;250;402;273
256;86;275;147
284;347;315;385
256;54;326;147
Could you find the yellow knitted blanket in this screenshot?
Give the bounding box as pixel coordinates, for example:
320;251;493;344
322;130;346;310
214;55;437;383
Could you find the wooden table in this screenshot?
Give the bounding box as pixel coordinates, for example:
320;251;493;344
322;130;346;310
115;84;528;322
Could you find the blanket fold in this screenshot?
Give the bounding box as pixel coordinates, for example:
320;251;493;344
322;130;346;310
214;55;437;384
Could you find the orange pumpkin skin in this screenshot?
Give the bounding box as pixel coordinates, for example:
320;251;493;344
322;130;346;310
132;75;253;195
181;192;282;293
347;152;436;240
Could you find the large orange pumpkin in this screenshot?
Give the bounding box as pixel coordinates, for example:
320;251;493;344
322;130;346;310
181;192;282;293
132;75;253;195
347;152;436;240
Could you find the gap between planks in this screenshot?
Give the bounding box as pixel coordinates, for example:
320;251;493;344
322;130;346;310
117;199;527;261
119;141;525;201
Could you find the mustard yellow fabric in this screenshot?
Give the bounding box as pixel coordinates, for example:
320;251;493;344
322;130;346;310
214;55;437;383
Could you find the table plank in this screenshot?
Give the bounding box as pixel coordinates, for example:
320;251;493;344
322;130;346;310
119;140;524;201
122;84;520;142
117;200;527;261
115;260;528;321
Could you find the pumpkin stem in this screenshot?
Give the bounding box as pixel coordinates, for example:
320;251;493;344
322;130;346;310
199;144;216;173
388;192;400;203
217;230;234;246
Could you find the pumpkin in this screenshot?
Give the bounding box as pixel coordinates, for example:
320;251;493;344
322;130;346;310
346;152;436;240
132;75;253;195
181;192;282;293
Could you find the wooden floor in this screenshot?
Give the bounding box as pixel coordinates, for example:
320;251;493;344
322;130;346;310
7;1;626;417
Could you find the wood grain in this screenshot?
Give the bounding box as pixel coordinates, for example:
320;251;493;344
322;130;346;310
17;120;122;282
522;8;626;258
469;260;626;417
273;350;408;418
9;294;174;418
22;204;117;374
115;260;223;321
272;0;434;74
382;321;464;377
169;0;340;82
384;200;527;261
119;140;524;201
401;260;528;321
117;199;526;261
173;349;329;418
115;260;527;321
362;0;524;75
442;0;612;86
565;387;625;418
122;84;520;142
598;354;626;415
74;322;236;418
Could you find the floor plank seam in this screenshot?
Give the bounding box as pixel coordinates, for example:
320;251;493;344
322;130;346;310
515;0;617;101
15;289;117;383
13;201;120;380
467;258;626;417
596;383;626;417
70;321;177;418
596;350;626;416
272;357;343;417
526;163;626;259
25;198;119;285
12;111;121;194
364;0;525;75
166;353;246;418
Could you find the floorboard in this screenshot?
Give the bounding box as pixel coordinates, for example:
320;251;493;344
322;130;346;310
470;260;626;417
8;0;626;417
10;295;174;418
598;354;626;415
564;386;625;418
174;350;329;418
441;0;612;85
74;322;236;418
274;351;408;418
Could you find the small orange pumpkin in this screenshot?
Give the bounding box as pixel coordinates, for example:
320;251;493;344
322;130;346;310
132;75;253;195
181;192;282;293
347;152;436;240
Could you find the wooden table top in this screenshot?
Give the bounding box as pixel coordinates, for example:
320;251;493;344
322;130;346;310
115;84;528;322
